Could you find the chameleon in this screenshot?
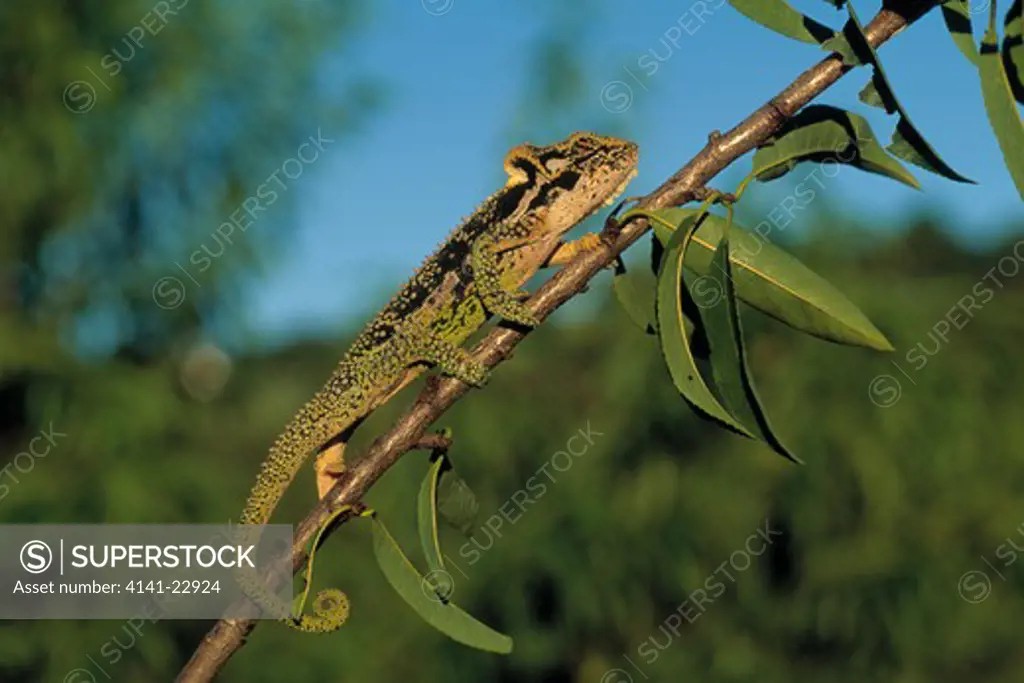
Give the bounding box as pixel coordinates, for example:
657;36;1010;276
235;131;639;632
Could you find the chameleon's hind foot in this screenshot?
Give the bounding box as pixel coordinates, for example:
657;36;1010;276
421;335;490;387
482;292;540;328
314;442;347;499
446;356;489;387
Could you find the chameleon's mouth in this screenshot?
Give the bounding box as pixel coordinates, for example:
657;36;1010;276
579;167;638;225
568;167;638;228
605;168;638;207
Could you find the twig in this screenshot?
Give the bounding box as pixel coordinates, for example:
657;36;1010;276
176;3;935;680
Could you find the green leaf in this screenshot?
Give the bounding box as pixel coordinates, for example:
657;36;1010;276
417;454;447;580
700;233;801;463
728;0;837;45
888;121;974;183
941;0;980;65
844;2;975;183
752;105;920;189
635;208;698;256
291;591;308;619
612;256;658;335
370;514;513;654
653;211;758;440
858;78;886;109
980;8;1024;198
631;207;894;352
436;457;479;537
1006;0;1024;102
820;32;860;65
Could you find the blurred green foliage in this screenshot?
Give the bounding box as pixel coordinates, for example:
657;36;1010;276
4;210;1024;682
3;2;1024;682
0;0;378;362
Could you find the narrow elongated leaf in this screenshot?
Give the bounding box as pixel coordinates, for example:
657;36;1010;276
701;235;801;463
436;463;479;537
728;0;836;45
941;0;980;65
612;257;658;334
371;514;513;654
980;9;1024;198
844;3;975;183
654;211;757;439
1006;0;1024;102
626;207;894;352
417;455;446;580
752;105;920;189
629;208;700;262
888;120;974;182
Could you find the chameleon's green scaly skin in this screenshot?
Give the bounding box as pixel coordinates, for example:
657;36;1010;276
236;132;638;632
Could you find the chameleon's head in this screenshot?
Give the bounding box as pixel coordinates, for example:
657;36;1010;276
503;131;639;231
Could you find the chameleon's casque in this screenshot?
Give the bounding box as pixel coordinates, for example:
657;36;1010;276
236;131;638;631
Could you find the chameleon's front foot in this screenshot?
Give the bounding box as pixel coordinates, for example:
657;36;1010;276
546;232;605;265
469;237;541;328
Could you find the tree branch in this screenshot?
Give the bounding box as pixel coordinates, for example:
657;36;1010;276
176;3;935;680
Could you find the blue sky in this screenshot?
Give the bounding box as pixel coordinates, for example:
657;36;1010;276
243;0;1022;346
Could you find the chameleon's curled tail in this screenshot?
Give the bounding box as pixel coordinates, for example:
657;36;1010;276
234;400;352;632
234;565;350;633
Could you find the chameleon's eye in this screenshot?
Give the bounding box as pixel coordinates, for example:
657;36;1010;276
531;168;580;209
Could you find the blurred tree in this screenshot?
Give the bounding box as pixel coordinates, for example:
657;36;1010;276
0;1;379;679
0;0;379;367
